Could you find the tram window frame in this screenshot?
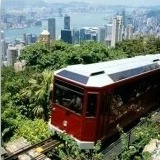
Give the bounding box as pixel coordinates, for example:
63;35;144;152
102;93;110;113
53;79;84;115
86;93;97;117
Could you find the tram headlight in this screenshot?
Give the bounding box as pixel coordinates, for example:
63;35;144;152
63;120;68;127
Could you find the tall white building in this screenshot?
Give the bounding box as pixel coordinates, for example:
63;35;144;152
97;26;106;44
125;24;134;40
7;46;19;66
1;31;8;66
1;39;7;61
111;16;123;47
105;24;112;40
105;24;113;47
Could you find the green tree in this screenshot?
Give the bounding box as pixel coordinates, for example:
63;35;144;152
1;66;36;116
11;119;51;144
155;37;160;52
20;69;53;121
115;38;144;57
50;40;71;52
108;48;127;60
144;36;160;54
1;66;37;142
1;104;24;143
19;42;49;68
54;133;103;160
19;41;112;71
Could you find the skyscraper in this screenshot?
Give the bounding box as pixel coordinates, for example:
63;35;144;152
80;29;86;42
111;16;123;47
61;30;72;44
26;34;33;44
125;24;134;40
105;24;113;47
48;18;56;41
121;9;126;28
58;8;63;17
7;46;18;66
1;31;7;61
105;24;112;40
72;29;80;44
23;33;27;44
98;26;106;44
64;14;70;30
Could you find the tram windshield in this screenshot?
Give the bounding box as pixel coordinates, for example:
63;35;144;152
53;79;84;114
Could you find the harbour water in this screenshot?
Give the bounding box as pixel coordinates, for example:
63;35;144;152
3;12;113;41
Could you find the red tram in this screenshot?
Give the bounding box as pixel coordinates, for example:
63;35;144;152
49;54;160;149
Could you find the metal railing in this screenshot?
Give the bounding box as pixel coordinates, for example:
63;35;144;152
102;108;160;159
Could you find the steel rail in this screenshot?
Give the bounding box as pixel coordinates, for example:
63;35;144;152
4;136;61;160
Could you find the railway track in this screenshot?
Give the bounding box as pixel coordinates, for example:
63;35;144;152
4;136;61;160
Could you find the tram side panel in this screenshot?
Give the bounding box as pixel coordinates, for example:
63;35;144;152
97;71;160;142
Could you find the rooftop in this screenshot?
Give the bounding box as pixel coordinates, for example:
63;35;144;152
40;30;50;35
55;54;160;87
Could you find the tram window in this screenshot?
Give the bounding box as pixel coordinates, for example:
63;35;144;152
109;94;123;110
53;80;84;114
86;94;97;117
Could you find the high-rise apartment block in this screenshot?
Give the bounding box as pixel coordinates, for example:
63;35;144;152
1;31;7;62
72;29;80;44
58;8;63;17
61;30;72;44
111;16;123;47
64;14;70;30
105;24;113;47
1;41;8;61
121;9;126;28
7;46;19;66
98;26;106;44
105;24;112;39
26;34;33;44
125;24;134;40
80;29;86;42
48;18;56;41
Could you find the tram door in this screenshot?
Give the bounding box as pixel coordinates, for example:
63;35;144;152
83;93;98;141
98;93;110;139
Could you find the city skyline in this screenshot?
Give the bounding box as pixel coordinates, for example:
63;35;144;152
45;0;160;6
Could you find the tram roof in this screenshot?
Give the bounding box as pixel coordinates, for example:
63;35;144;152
55;54;160;87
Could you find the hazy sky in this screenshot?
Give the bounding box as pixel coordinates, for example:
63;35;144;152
45;0;160;6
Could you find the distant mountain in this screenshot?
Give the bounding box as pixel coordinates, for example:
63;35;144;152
139;5;160;9
2;0;47;8
45;1;90;8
